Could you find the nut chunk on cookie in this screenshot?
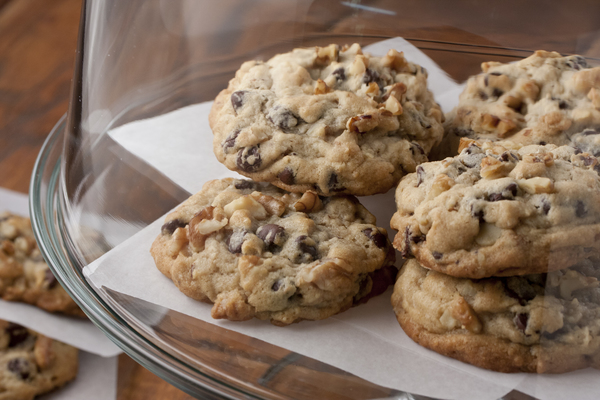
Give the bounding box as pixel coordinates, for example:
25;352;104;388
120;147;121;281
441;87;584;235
390;139;600;278
392;259;600;373
151;178;396;326
209;43;444;196
445;50;600;150
0;320;78;399
0;213;83;317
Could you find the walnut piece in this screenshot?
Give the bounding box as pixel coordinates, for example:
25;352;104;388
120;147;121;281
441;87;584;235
224;195;267;220
250;192;286;216
294;191;323;213
451;296;482;333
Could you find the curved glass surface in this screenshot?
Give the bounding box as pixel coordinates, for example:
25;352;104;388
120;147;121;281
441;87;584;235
30;1;600;399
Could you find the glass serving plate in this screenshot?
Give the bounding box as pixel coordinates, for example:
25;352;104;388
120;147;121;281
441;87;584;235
29;0;600;399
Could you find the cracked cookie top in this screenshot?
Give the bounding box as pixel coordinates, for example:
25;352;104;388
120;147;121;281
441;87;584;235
390;139;600;278
150;178;396;326
209;43;444;196
445;50;600;150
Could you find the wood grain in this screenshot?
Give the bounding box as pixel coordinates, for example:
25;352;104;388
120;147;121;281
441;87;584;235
0;0;195;398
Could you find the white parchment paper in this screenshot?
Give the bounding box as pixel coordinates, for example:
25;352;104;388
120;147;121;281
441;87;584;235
83;39;600;400
38;351;118;400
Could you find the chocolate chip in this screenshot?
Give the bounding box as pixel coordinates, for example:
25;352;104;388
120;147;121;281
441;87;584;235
231;90;247;112
574;147;583;154
227;230;248;254
257;224;285;248
332;67;346;81
488;183;518;202
412;142;425;155
402;227;413;258
222;130;240;153
499;151;517;162
268;106;298;130
484;75;489;87
432;251;443;260
295;235;318;262
478;90;488;100
566;56;587;70
278;167;295;185
416;166;425;187
582;155;596;166
234;180;257;190
44;269;58;289
418;117;432;129
8;358;33;380
492;88;504;98
271;280;283;291
542;198;551;215
490;72;502;76
573;55;588;68
488;193;503;202
505;278;537;305
362;68;380;85
6;323;29;348
453;127;475;138
514;313;528;333
327;172;345;192
354;264;399;305
539;141;547;145
558;100;569;110
363;228;387;249
576;201;587;218
161;219;187;235
582;129;599;136
236;146;262;172
474;209;485;224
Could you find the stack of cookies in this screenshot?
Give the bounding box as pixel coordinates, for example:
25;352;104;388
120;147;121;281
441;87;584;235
151;43;445;326
390;51;600;373
0;213;81;398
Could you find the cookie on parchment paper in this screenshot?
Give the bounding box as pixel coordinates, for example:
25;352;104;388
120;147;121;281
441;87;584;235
210;43;444;196
392;259;600;373
391;139;600;278
151;178;396;326
0;320;78;400
0;213;84;317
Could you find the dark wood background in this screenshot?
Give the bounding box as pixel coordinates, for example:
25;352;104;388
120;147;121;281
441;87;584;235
0;0;194;397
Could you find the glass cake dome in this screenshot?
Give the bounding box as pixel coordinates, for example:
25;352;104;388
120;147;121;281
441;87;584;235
29;0;600;399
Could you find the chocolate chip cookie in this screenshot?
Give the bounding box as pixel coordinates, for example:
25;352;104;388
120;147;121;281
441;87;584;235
0;320;78;399
392;258;600;373
390;139;600;278
445;50;600;149
0;213;83;316
151;178;396;326
209;43;444;196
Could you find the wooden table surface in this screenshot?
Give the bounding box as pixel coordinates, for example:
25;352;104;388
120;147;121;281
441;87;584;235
2;1;600;399
0;0;195;398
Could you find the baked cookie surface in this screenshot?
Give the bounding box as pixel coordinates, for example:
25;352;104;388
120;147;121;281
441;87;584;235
0;320;78;400
209;44;444;196
392;259;600;373
0;213;83;317
391;140;600;278
445;50;600;149
151;178;396;326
